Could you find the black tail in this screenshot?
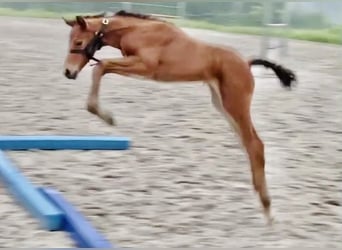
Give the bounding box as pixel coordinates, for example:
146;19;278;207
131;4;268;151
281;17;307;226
249;58;297;89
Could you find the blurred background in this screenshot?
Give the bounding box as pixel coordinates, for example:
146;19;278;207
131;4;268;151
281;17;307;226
1;1;342;46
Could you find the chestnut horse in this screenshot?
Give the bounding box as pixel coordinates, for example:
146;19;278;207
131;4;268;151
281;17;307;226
63;10;296;224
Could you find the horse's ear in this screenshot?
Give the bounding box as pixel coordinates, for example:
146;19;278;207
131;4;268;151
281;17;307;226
76;15;88;30
62;17;76;27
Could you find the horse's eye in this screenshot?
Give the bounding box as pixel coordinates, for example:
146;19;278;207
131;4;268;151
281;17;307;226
75;41;83;46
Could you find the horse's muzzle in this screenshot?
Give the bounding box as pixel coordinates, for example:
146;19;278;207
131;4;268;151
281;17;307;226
64;69;78;80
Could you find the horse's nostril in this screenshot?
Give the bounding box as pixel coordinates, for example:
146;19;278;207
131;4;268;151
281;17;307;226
64;69;78;79
64;69;71;77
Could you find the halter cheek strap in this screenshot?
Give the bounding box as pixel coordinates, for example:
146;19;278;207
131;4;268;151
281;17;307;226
69;18;109;63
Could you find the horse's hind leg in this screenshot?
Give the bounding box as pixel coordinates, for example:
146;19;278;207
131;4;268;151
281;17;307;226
239;117;272;224
208;83;241;139
209;79;273;224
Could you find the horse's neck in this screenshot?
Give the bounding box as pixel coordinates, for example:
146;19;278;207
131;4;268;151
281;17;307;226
104;19;136;49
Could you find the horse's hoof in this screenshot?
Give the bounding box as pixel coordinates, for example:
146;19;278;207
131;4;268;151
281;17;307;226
266;215;275;226
104;115;116;126
98;110;116;126
107;117;116;126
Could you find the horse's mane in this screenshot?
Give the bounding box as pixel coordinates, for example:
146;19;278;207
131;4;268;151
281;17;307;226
115;10;157;20
82;10;164;22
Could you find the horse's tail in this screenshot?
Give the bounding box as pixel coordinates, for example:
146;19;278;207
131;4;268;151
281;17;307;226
248;58;297;89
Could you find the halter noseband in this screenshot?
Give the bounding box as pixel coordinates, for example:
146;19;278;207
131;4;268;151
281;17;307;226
69;18;109;63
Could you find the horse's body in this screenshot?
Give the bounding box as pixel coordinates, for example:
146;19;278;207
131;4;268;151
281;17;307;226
63;10;297;224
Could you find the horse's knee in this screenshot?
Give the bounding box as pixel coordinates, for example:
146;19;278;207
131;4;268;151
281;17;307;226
92;61;107;77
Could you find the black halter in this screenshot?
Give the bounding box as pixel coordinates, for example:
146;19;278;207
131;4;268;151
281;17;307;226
69;18;109;63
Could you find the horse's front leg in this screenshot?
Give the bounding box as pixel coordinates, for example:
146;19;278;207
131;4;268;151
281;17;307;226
87;56;151;126
87;61;116;125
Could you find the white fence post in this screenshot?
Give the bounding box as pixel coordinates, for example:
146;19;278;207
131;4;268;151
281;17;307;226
260;0;289;60
260;0;272;58
177;2;186;19
280;2;290;57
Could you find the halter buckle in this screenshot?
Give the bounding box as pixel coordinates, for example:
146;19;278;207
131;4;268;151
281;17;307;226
102;18;109;25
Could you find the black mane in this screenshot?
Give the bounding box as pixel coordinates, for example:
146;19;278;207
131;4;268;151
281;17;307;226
82;10;163;22
115;10;156;20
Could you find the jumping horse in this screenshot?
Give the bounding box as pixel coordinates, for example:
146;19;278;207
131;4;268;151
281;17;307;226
62;10;297;224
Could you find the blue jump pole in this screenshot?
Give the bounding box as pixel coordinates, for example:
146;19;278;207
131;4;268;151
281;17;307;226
0;135;131;151
0;151;64;231
39;187;115;248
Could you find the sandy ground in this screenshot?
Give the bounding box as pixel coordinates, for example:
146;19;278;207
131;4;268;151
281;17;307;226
0;16;341;248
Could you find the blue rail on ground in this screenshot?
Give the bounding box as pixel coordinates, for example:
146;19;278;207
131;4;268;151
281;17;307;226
0;151;64;231
39;187;115;249
0;135;131;151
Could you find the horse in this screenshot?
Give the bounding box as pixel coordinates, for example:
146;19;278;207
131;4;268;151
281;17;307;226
62;10;297;225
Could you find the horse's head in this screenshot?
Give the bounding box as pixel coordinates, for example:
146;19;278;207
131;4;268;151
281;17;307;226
63;15;107;80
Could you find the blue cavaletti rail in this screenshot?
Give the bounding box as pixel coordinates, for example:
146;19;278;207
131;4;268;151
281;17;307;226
0;135;131;151
0;151;64;231
0;134;128;247
39;187;116;249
